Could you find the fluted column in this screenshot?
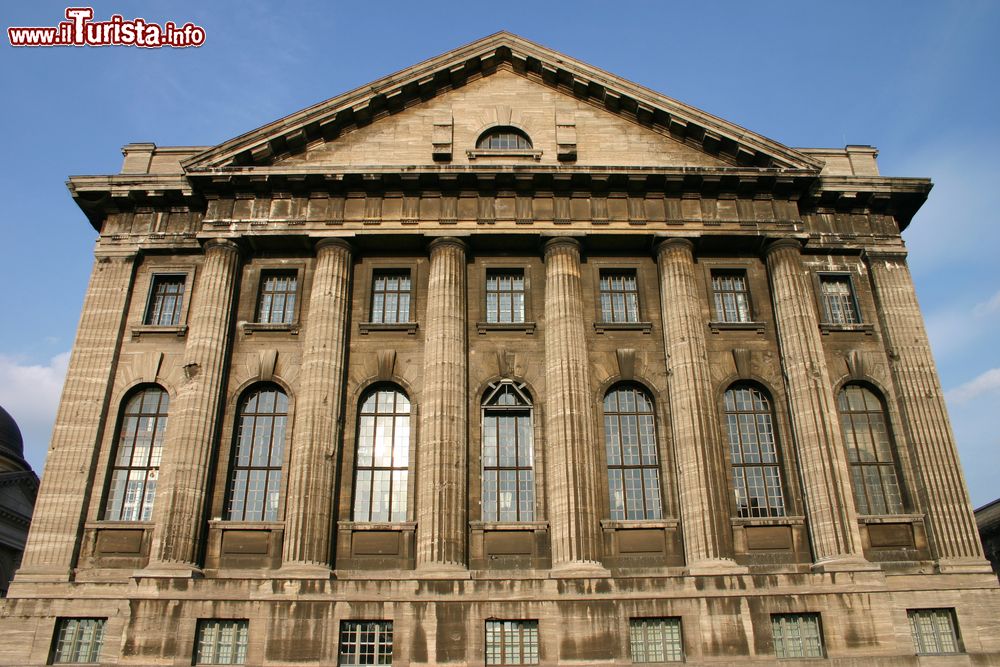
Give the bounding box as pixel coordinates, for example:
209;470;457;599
655;239;739;572
415;237;468;569
765;239;866;569
148;239;241;571
282;239;353;572
865;251;985;568
18;251;137;580
542;237;605;571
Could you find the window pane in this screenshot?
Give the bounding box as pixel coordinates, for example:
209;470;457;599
227;386;288;521
772;613;824;659
482;382;535;522
630;617;683;663
340;620;393;666
723;385;786;518
105;387;168;521
604;385;662;520
838;385;904;516
354;387;410;522
52;618;106;664
485;620;538;665
371;271;411;324
599;271;640;323
145;275;185;326
195;620;249;665
256;271;297;324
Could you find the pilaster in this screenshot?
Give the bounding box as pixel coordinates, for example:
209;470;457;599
17;251;137;580
147;238;241;571
281;238;353;573
764;239;867;569
655;238;740;573
415;237;468;569
542;237;605;571
864;251;986;567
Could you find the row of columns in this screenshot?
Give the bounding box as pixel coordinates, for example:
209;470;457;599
17;234;986;581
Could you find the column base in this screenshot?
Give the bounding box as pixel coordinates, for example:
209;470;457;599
937;557;995;574
135;562;203;579
686;558;748;576
811;556;880;573
277;562;334;579
550;561;611;578
10;565;72;583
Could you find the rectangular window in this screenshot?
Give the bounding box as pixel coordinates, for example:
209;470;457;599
145;275;185;326
339;620;393;666
256;270;297;324
486;270;526;323
711;270;752;323
51;618;105;664
195;619;249;665
486;620;539;666
371;271;411;324
908;609;961;655
629;617;683;663
599;270;640;323
819;274;860;324
771;613;824;659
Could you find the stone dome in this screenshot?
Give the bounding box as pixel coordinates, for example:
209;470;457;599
0;404;24;459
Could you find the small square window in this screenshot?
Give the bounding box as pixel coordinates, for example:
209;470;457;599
51;618;105;664
711;270;753;323
819;274;861;324
629;617;684;663
339;620;393;665
145;275;186;326
195;619;249;665
371;271;412;324
486;270;526;323
486;620;539;665
908;608;961;655
600;270;640;323
771;613;824;659
256;270;298;324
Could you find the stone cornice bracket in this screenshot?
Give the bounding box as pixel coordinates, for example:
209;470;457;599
732;348;752;378
427;236;468;253
542;236;582;257
861;248;908;262
845;350;867;380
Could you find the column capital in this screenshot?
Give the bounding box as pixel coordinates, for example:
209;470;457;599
427;236;467;253
202;237;242;256
654;237;695;258
314;237;353;255
762;238;803;258
542;236;582;257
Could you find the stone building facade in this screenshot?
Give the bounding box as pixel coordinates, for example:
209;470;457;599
3;33;998;665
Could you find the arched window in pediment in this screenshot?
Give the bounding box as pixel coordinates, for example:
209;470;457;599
477;126;532;150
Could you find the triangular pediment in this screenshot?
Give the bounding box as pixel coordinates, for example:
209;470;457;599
183;32;822;174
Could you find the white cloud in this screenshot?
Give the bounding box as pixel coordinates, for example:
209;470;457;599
973;290;1000;317
0;352;70;474
946;367;1000;404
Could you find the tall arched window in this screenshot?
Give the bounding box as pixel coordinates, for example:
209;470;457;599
105;386;169;521
604;385;662;520
723;384;786;517
226;385;288;521
838;383;903;515
477;126;532;150
353;386;410;522
482;381;535;522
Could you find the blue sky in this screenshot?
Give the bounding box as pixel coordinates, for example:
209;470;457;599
0;1;997;506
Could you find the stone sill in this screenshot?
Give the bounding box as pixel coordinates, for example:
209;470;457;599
819;322;875;335
242;322;299;335
476;321;536;334
709;320;766;334
470;521;549;531
358;322;418;335
731;515;806;526
593;321;653;334
600;519;678;529
85;520;153;529
207;520;284;530
130;324;187;339
338;521;416;531
857;513;925;524
467;149;543;161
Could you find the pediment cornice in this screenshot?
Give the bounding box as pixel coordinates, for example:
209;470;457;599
182;32;823;173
